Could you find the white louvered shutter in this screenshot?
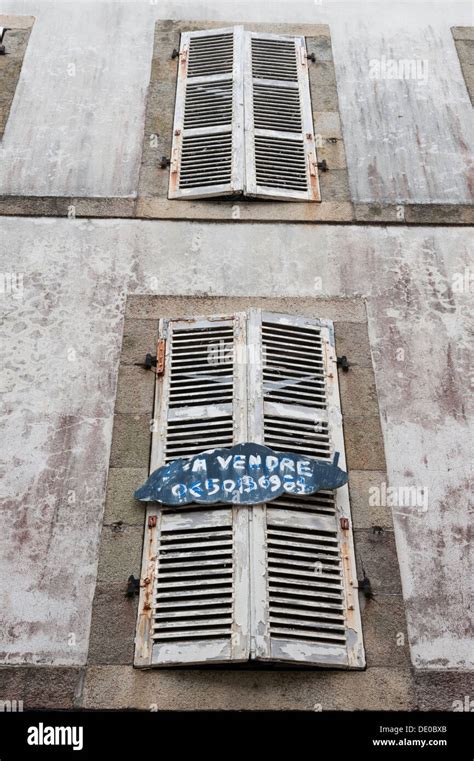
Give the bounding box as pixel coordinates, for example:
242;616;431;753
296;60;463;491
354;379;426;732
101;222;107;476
247;310;364;667
243;33;320;201
168;27;245;199
135;314;250;666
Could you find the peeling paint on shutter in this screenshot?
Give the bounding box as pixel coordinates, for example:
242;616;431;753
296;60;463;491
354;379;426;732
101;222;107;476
135;314;250;666
247;310;364;668
243;33;320;201
135;310;363;668
168;27;245;199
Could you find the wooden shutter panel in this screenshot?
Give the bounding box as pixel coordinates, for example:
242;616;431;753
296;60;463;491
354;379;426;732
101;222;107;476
168;27;245;199
247;310;364;667
135;314;250;666
243;33;320;201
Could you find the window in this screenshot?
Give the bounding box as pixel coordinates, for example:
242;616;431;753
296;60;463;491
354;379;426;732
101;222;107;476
169;27;321;202
134;310;364;668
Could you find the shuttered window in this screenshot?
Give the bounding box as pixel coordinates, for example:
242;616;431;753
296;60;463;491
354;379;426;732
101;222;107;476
135;311;364;668
134;314;250;666
168;27;320;201
243;33;320;200
169;27;245;199
247;310;364;667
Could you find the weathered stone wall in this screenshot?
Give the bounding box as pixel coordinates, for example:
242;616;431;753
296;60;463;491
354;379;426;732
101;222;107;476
0;220;471;682
82;295;411;710
0;0;472;711
452;27;474;105
0;1;472;202
0;16;34;140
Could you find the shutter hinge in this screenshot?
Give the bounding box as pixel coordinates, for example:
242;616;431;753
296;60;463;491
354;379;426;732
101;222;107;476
134;353;157;371
170;144;180;174
340;517;350;531
125;575;140;598
359;567;375;600
156;338;166;375
148;515;157;528
133;341;166;374
171;47;188;63
306;52;316;63
341;542;355;613
337;355;350;372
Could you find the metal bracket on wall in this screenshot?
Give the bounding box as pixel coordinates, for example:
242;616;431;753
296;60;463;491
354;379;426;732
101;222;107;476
317;160;329;172
125;575;140;598
134;353;157;371
337;355;350;372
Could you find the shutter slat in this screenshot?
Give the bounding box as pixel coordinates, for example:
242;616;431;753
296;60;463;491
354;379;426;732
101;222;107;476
169;27;244;199
244;33;320;201
269;606;345;622
155;598;232;610
248;309;365;668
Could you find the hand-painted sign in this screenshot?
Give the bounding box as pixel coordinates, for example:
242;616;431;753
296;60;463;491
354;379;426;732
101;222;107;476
134;442;348;507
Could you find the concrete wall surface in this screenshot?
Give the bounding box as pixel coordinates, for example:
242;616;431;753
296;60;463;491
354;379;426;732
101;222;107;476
0;0;472;202
0;218;471;671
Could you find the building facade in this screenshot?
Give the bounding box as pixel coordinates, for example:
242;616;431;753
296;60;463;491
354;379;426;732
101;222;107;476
0;0;472;710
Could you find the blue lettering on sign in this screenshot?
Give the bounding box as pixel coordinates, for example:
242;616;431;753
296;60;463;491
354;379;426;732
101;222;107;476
134;443;348;507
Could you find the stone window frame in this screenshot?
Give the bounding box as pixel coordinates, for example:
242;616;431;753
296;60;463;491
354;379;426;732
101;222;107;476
137;21;351;222
132;309;364;669
0;15;34;141
451;27;474;106
87;296;410;688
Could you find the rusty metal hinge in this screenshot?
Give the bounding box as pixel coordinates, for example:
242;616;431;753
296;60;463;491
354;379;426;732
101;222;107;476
148;515;157;528
170;144;180;174
156;338;166;375
134;341;165;373
340;517;350;530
